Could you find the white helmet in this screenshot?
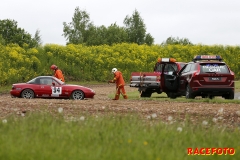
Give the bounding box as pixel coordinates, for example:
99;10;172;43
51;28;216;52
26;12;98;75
112;68;117;74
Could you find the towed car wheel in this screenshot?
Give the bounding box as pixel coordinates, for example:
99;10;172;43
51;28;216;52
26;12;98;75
21;89;35;99
71;90;85;100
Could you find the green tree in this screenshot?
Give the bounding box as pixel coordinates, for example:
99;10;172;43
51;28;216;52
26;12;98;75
161;36;193;46
144;33;154;45
0;34;5;45
124;9;154;45
33;29;42;47
0;19;39;48
106;23;128;45
63;7;93;45
85;25;108;46
84;23;128;46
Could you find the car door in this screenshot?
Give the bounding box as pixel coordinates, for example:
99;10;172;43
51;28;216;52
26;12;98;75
50;79;68;98
161;63;179;91
37;78;53;97
178;63;192;93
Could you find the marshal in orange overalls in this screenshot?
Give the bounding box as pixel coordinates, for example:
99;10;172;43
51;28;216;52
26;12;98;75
50;64;65;82
54;69;65;82
109;69;128;100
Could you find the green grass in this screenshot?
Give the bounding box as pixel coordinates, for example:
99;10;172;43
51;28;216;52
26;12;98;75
235;80;240;92
123;90;240;104
0;112;239;160
0;85;11;94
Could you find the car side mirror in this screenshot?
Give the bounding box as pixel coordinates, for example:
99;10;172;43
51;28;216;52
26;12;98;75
52;82;55;86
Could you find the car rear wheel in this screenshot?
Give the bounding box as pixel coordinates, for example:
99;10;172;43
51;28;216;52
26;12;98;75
209;95;215;99
168;92;177;99
186;84;195;99
224;92;234;100
21;89;35;99
71;90;85;100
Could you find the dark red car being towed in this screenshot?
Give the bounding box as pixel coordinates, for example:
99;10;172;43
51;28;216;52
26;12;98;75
164;55;234;99
10;76;96;100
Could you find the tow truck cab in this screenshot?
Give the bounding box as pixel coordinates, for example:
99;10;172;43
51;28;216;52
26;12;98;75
130;58;186;98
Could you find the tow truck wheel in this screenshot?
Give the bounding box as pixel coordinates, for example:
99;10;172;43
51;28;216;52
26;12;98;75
140;91;152;98
156;88;162;94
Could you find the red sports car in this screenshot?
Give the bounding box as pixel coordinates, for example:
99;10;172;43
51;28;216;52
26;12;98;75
10;76;96;100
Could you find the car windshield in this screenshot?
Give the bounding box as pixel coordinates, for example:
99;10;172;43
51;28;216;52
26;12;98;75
27;77;38;84
155;63;178;72
200;63;230;73
164;63;178;72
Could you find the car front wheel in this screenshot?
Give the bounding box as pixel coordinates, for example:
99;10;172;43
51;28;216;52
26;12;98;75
71;90;85;100
21;89;35;99
186;84;195;99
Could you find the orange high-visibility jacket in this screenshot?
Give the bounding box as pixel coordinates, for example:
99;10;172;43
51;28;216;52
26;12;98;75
113;71;125;87
55;69;65;82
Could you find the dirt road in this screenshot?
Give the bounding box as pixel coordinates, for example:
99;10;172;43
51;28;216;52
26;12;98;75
1;84;240;128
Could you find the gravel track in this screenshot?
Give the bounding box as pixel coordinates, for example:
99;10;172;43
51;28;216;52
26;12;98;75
1;84;240;128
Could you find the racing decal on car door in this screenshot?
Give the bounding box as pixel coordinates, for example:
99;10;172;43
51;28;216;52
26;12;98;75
51;87;62;97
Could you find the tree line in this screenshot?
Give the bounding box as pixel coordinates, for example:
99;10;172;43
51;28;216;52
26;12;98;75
0;7;192;47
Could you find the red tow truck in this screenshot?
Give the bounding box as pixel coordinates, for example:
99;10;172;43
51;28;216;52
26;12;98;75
130;58;186;98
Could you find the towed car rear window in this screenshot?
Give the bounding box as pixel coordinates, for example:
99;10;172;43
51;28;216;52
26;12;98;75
200;63;230;73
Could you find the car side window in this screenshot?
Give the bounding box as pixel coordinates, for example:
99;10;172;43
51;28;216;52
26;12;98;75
52;79;60;85
40;78;53;85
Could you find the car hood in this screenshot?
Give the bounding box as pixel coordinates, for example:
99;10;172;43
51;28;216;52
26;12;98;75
13;83;27;85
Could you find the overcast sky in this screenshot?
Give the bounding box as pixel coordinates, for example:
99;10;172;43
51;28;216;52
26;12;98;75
1;0;240;46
